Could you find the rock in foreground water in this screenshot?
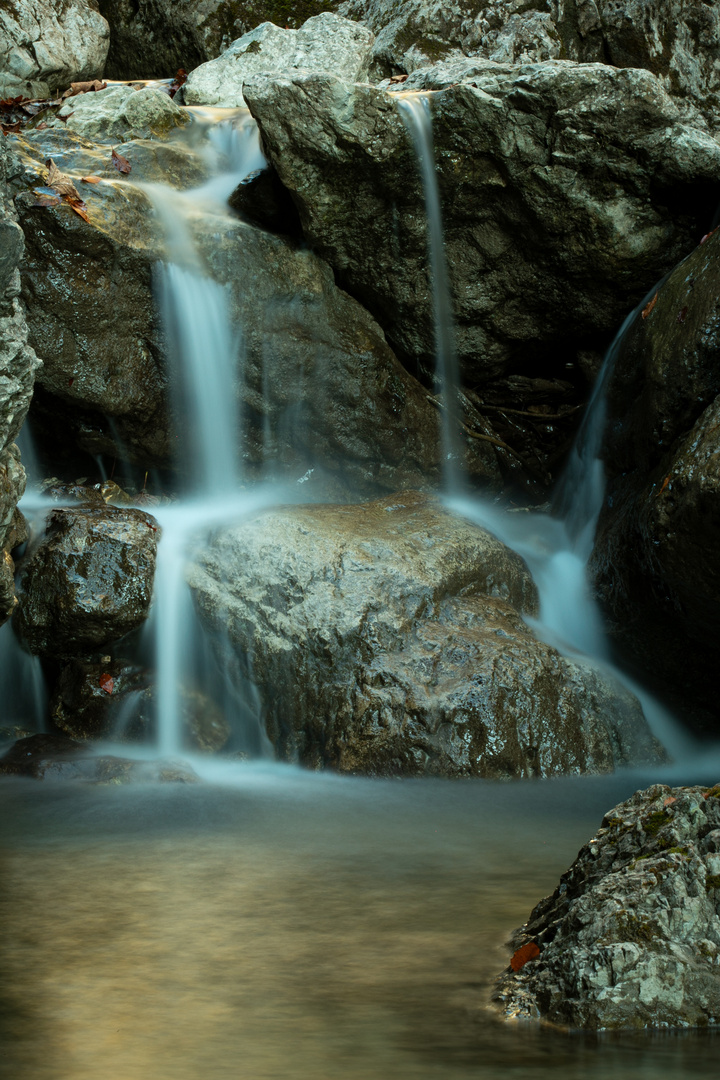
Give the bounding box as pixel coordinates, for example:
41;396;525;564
188;492;663;777
495;782;720;1029
0;733;198;783
14;505;159;654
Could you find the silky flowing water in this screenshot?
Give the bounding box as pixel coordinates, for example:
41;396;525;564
3;97;720;1077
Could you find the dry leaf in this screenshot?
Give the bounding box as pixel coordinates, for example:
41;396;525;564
46;158;81;199
80;175;103;184
62;80;107;99
66;197;91;223
642;292;658;320
99;672;114;695
111;147;132;175
663;796;677;807
510;942;540;972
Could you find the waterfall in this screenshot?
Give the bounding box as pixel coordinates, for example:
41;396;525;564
398;94;463;493
397;91;693;760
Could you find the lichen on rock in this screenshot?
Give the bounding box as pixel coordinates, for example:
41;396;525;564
495;782;720;1029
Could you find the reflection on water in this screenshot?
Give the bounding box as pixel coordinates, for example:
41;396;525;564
1;768;719;1079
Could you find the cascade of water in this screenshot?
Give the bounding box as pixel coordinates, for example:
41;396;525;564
397;94;463;494
397;94;693;759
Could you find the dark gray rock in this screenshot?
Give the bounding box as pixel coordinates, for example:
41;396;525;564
591;229;720;730
12;124;500;495
14;504;159;655
244;62;720;394
495;782;720;1029
187;491;664;777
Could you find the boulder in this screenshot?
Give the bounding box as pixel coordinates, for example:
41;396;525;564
187;491;663;776
495;782;720;1029
14;504;160;655
244;62;720;393
591;229;720;729
54;84;190;142
182;13;375;108
0;0;109;99
0;732;198;781
0;136;41;625
12;124;500;495
97;0;342;80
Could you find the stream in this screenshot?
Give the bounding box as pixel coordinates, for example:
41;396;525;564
2;93;719;1076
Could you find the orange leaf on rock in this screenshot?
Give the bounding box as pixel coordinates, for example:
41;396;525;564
66;196;91;223
642;292;658;320
99;673;114;694
80;175;103;184
510;942;540;971
46;158;81;199
111;147;131;174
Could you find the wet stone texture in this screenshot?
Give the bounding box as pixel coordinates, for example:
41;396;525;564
14;505;159;655
495;782;720;1030
0;733;198;783
591;228;720;731
188;491;663;778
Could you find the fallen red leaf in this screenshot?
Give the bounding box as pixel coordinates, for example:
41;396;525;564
663;796;677;806
677;306;688;324
80;175;102;183
700;226;719;245
99;673;114;694
642;292;658;320
111;147;131;174
510;942;540;972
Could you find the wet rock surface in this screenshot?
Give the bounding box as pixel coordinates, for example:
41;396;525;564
0;733;198;782
12;123;499;494
245;62;720;392
591;229;720;729
0;137;40;624
183;13;374;108
50;658;231;752
188;492;662;777
0;0;110;98
53;83;190;142
495;782;720;1030
14;504;159;655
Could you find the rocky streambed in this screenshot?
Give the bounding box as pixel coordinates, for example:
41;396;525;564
2;0;720;1046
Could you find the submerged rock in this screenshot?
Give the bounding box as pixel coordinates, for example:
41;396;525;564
0;733;198;783
14;504;159;655
0;0;109;99
495;782;720;1030
188;491;663;777
245;62;720;391
182;13;374;108
592;229;720;730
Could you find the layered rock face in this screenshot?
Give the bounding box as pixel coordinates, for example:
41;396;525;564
188;491;663;777
244;62;720;393
340;0;720;127
591;229;720;729
0;137;40;625
182;13;374;108
0;0;109;98
11;121;499;495
495;782;720;1029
